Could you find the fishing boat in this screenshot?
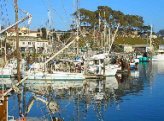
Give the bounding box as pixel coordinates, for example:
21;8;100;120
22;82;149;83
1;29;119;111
138;56;150;62
27;71;85;80
24;61;85;80
152;50;164;61
152;54;164;61
87;53;120;76
0;58;26;78
0;66;13;78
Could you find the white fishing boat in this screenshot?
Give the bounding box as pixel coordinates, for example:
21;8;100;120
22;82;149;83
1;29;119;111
152;54;164;61
152;50;164;61
0;67;12;78
0;58;27;78
87;53;120;76
0;64;14;78
27;71;85;80
25;62;85;80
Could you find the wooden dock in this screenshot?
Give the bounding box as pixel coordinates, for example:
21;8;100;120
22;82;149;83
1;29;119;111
85;74;106;80
117;69;129;74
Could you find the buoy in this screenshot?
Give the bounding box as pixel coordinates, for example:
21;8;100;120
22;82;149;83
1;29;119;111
16;117;27;121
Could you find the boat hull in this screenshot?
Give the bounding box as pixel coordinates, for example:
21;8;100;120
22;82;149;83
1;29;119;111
152;54;164;61
105;67;118;76
0;75;11;78
0;68;12;78
139;57;150;62
88;64;118;76
27;72;85;80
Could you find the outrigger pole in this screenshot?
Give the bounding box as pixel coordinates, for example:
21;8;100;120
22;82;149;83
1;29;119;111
0;13;32;35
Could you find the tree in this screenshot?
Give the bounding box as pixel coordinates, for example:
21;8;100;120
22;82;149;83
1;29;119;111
72;6;145;32
158;29;164;36
41;27;47;39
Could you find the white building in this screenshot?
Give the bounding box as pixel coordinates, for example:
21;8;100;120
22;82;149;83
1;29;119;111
124;45;134;52
19;37;51;53
123;44;151;53
6;27;52;54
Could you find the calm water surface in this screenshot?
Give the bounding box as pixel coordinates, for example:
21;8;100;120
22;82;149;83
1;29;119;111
8;62;164;121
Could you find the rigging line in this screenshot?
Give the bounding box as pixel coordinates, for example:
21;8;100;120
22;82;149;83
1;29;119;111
41;0;48;10
42;0;67;27
60;0;68;17
41;0;51;28
46;0;52;10
51;9;71;29
46;0;54;28
46;0;72;29
18;8;29;15
52;8;67;24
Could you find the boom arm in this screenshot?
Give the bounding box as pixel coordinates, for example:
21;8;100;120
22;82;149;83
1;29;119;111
0;13;32;35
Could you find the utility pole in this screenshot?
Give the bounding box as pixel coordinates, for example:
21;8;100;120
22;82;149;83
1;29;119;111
14;0;21;82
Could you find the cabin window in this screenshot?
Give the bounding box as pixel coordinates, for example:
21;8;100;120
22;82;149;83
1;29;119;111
94;60;99;65
100;59;104;63
28;42;31;45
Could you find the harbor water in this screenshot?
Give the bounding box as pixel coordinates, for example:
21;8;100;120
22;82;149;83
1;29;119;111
6;61;164;121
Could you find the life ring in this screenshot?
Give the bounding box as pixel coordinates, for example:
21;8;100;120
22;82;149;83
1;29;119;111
133;53;136;57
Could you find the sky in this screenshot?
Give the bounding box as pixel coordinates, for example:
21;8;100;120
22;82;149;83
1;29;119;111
1;0;164;32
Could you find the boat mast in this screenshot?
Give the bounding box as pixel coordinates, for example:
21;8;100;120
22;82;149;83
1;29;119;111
4;38;6;64
99;11;101;32
103;11;106;52
108;27;111;52
76;0;80;55
149;25;153;53
108;23;120;53
14;0;21;82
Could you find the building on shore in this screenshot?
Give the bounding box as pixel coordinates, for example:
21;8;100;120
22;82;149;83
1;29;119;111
123;44;152;53
6;27;52;54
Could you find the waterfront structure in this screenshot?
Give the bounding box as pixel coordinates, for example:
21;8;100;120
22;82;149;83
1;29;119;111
123;44;152;53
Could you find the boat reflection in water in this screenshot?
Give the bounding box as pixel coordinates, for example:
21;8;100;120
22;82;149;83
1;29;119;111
20;77;119;121
2;62;155;121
